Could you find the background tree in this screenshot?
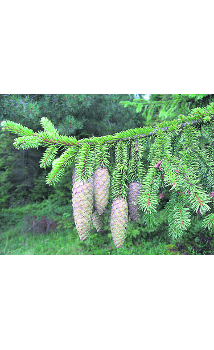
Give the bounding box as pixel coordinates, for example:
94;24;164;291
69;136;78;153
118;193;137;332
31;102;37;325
120;94;214;124
0;94;141;208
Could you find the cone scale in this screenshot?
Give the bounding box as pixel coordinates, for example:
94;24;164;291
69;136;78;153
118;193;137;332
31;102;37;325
92;210;104;232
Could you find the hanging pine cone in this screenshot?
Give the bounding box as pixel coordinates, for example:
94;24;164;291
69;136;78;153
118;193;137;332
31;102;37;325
110;197;128;248
92;210;104;232
72;170;94;241
127;181;142;222
93;167;110;215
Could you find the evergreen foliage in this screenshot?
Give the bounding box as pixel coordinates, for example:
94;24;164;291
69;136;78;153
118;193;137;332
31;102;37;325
120;94;214;123
1;99;214;244
0;94;139;209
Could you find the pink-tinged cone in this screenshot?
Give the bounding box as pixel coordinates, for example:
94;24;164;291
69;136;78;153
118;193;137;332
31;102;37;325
93;167;110;215
92;210;104;232
127;181;142;222
72;171;94;241
110;197;128;248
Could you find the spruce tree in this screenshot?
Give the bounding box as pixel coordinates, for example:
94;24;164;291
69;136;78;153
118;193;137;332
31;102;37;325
1;101;214;246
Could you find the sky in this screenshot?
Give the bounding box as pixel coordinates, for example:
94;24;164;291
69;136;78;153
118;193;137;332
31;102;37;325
144;94;150;100
134;94;150;100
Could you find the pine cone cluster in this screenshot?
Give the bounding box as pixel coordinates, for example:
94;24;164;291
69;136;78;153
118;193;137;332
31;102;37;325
71;167;143;248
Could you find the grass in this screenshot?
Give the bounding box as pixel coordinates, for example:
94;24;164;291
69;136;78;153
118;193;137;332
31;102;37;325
1;196;213;255
0;224;169;255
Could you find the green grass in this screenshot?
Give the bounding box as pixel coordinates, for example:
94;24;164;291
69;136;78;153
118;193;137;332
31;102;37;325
0;224;169;255
1;196;213;255
0;229;83;255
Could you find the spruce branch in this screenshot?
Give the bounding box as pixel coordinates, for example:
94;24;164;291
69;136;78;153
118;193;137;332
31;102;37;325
158;154;211;214
40;145;64;169
1;102;214;240
1;102;214;152
165;193;192;239
202;213;214;232
0;119;79;150
74;143;96;183
93;143;111;171
127;140;138;183
0;120;35;136
40;117;59;136
110;141;129;200
13;135;43;150
46;146;79;185
135;139;146;183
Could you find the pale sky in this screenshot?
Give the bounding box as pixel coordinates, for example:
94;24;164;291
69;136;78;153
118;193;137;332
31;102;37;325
134;94;150;100
144;94;150;100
